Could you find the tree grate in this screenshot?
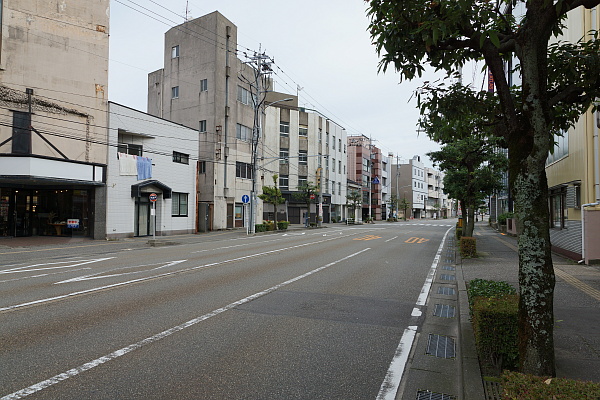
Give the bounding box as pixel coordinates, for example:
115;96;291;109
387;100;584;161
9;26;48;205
442;265;455;271
433;304;456;318
416;390;456;400
437;287;456;295
426;334;456;358
440;274;456;281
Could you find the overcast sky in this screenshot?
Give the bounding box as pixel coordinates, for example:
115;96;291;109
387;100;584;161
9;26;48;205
108;0;457;167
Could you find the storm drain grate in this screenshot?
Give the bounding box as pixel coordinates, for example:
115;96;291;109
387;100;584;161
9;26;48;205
416;390;456;400
433;304;456;318
440;274;456;281
445;258;454;263
437;287;456;295
483;379;502;400
426;334;456;358
442;265;455;271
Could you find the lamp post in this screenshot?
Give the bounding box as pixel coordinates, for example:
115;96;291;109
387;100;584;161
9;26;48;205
249;97;293;234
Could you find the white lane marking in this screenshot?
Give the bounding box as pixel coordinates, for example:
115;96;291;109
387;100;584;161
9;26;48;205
0;268;93;284
385;236;398;243
411;308;422;317
281;232;306;236
1;234;356;313
377;226;453;400
0;248;371;400
56;260;187;283
191;238;284;253
0;258;114;275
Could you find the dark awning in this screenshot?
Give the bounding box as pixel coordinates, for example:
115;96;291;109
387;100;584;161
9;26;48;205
131;180;172;199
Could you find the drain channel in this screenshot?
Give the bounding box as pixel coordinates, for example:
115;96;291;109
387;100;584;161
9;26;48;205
426;334;456;359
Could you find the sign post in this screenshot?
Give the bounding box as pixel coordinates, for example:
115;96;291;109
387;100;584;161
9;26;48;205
242;195;250;233
149;193;157;240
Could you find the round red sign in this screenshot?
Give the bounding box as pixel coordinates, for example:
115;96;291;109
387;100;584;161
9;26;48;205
149;193;158;202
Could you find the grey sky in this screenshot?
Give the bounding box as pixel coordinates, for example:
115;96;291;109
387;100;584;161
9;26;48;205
108;0;446;166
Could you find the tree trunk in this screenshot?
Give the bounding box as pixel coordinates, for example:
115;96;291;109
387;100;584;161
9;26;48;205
509;132;556;376
465;205;476;237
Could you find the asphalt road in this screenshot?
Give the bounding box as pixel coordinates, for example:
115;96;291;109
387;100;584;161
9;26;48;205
1;221;455;399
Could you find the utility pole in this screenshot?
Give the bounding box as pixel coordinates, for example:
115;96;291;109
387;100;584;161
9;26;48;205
247;47;274;234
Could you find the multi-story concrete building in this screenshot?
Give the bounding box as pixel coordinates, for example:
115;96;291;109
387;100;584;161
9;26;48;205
262;102;347;223
380;154;392;219
148;11;261;231
391;156;428;219
425;167;449;218
545;6;600;264
0;0;109;238
106;103;198;238
347;135;385;220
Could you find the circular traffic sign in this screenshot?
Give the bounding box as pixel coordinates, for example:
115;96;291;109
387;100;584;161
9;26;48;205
310;194;315;200
242;194;250;204
149;193;158;202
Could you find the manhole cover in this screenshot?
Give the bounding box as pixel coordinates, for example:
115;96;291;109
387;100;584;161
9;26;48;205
426;334;456;358
433;304;456;318
437;287;456;295
416;390;456;400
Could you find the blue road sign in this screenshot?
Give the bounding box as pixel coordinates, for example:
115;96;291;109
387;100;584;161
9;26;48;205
372;176;380;185
242;194;250;204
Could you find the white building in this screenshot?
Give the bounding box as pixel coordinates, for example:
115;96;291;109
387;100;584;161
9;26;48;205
106;103;198;238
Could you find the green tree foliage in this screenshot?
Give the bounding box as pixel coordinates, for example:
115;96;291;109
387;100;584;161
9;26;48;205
293;182;318;224
398;197;411;221
346;189;362;219
367;0;600;375
258;175;285;225
428;135;507;237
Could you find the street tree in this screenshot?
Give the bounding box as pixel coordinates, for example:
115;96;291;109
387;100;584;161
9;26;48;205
367;0;600;375
293;182;318;225
428;135;507;237
258;175;285;227
388;194;399;219
398;197;411;221
346;189;362;221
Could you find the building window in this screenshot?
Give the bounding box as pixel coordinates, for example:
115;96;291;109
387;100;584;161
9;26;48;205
339;139;342;151
280;148;289;164
236;124;252;141
318;153;322;168
298;176;308;187
332;137;336;150
299;125;308;136
172;192;188;217
318;129;322;145
338;182;341;196
326;132;330;147
344;144;346;153
339;160;342;172
199;120;207;133
117;142;143;156
198;161;206;174
279;175;289;190
200;79;208;92
299;150;308;165
173;151;189;164
171;86;179;99
332;158;336;172
235;205;243;222
236;162;253;179
280;121;290;136
237;86;254;105
171;45;179;58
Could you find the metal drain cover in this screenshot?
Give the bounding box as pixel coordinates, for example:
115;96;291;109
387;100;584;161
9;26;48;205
433;304;456;318
437;287;456;295
416;390;456;400
426;334;456;358
440;274;456;281
442;265;455;271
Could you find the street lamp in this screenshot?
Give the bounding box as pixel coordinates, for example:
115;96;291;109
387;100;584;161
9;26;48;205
249;97;293;234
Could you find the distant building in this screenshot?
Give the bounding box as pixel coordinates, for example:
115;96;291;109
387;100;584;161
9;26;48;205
391;156;429;219
0;0;109;238
347;135;385;220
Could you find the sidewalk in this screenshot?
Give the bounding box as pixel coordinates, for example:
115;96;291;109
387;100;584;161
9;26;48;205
460;222;600;395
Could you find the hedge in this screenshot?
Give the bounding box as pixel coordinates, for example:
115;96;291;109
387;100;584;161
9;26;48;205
472;294;519;373
467;278;517;312
460;236;477;258
277;221;290;230
502;371;600;399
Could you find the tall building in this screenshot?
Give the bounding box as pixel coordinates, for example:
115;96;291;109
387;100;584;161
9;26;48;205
0;0;109;238
347;135;385;220
262;104;347;223
391;156;428;219
148;11;260;231
545;5;600;264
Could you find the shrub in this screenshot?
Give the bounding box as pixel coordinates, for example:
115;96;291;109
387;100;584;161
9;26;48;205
498;212;514;225
263;220;276;231
255;224;266;233
277;221;289;230
467;279;517;312
502;371;600;399
460;236;477;258
456;227;463;239
472;294;519;373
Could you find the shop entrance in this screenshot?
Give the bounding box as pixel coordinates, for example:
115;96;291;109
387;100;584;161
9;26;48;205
135;197;151;236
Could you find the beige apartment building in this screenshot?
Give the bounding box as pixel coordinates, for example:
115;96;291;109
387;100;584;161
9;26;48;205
0;0;109;238
546;6;600;264
148;11;266;231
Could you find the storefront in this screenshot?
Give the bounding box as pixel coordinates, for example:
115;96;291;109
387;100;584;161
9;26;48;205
0;154;106;238
0;187;93;237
